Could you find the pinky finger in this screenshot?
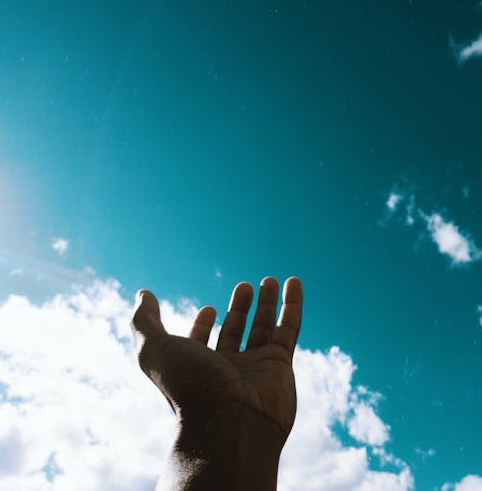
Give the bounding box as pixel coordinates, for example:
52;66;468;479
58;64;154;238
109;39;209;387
189;306;217;345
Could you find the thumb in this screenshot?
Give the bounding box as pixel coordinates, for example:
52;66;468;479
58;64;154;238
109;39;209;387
131;289;167;340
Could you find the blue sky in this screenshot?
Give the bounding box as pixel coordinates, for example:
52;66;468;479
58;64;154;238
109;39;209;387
1;1;481;490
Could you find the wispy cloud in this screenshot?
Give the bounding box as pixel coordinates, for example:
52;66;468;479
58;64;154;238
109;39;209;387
383;187;481;266
457;32;482;63
383;189;416;226
51;237;69;257
414;447;436;461
0;276;413;491
387;193;403;212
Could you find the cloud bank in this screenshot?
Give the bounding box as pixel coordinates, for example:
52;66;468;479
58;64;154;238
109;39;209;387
0;277;416;491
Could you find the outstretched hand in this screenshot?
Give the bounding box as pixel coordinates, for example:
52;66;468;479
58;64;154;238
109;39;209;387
131;277;303;446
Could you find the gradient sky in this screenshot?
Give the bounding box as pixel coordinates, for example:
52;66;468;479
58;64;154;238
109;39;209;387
1;1;481;490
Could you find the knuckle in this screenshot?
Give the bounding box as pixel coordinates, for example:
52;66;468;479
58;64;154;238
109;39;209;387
280;319;298;332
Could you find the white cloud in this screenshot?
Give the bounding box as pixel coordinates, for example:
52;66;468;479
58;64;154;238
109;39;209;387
0;280;171;491
382;186;481;266
51;238;69;256
348;403;390;446
457;33;482;62
383;190;416;226
426;214;480;265
455;476;482;491
387;193;403;212
0;276;414;490
443;475;482;491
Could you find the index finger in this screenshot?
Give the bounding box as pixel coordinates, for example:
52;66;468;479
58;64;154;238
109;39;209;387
272;277;303;357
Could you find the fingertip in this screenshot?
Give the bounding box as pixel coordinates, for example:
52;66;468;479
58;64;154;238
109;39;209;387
135;289;158;307
235;281;255;293
201;304;216;314
198;305;217;324
260;276;279;288
135;289;148;300
132;289;162;334
283;276;303;303
287;275;302;282
258;276;279;305
190;305;217;344
228;281;254;309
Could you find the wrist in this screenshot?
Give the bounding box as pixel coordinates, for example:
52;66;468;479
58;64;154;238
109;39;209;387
169;401;284;491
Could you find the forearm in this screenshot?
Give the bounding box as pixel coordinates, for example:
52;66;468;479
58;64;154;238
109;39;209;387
168;403;284;491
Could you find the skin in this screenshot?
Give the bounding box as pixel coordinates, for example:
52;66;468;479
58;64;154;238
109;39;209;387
131;276;303;491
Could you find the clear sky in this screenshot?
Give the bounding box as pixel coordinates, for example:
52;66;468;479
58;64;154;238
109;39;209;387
0;1;481;490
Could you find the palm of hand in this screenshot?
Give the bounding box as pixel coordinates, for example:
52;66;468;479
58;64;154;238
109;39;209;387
147;335;296;434
133;277;302;438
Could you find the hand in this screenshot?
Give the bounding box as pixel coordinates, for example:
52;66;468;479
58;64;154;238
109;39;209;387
131;276;303;490
131;276;303;444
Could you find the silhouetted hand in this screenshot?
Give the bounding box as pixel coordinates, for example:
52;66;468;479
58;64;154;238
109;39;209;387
131;277;303;491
